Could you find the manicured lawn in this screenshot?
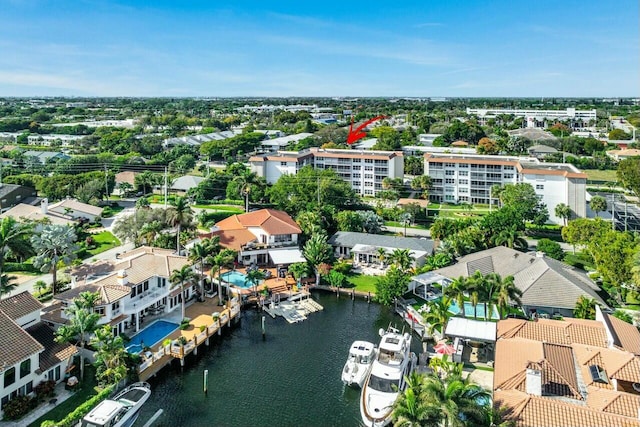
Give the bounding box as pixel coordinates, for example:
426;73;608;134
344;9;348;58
586;169;618;182
87;231;121;256
193;204;244;212
384;221;430;230
29;367;99;427
345;274;378;293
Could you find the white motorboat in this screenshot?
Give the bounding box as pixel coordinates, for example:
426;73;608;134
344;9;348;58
360;326;417;427
342;340;376;388
80;382;151;427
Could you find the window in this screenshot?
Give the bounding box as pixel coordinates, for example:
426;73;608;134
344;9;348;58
4;367;15;387
504;173;514;179
353;158;361;163
459;171;469;176
445;162;455;168
94;306;105;317
445;178;455;184
280;161;287;166
459;188;469;193
458;163;468;168
445;195;455;201
1;395;7;409
131;287;136;297
365;159;373;163
143;281;149;291
459;179;469;185
137;284;142;295
47;366;60;382
19;359;30;379
536;184;544;190
445;170;455;176
274;234;290;243
26;381;33;395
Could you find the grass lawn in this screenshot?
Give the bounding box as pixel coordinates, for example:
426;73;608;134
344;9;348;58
29;367;99;427
344;274;378;293
193;204;244;212
384;221;430;230
87;231;121;256
586;169;618;182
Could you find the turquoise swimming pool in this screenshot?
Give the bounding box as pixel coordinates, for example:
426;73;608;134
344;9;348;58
448;300;500;320
221;271;252;288
126;320;179;354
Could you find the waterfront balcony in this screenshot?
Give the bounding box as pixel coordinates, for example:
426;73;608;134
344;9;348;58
242;240;298;252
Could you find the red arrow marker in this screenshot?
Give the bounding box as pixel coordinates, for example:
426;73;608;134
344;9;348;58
346;115;387;145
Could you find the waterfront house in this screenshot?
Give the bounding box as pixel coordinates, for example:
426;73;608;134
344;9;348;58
44;247;191;335
327;231;434;268
203;208;304;267
0;292;76;416
493;306;640;427
433;246;608;319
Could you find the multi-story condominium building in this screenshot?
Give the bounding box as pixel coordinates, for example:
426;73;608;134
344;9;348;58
249;147;404;197
466;107;597;128
424;153;587;224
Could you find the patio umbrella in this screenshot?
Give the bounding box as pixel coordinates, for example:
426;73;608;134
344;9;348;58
434;342;456;355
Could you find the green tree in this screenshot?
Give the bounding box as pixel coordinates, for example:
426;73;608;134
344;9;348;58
588;230;638;292
0;274;18;298
166;196;193;253
444;276;470;318
189;241;210;296
325;270;347;288
590;195;607;217
499;183;548;224
536;238;565;260
573;295;597;319
335;210;364;232
617;157;640;199
31;224;78;295
476;137;499;154
410;175;431;199
207;249;236;306
244;268;266;295
609;128;632;140
375;265;410;306
392;373;438;427
0;216;33;276
554;203;572;226
295;211;324;238
404;156;424;176
561;217;610;254
288;262;310;281
388;248;415;273
170;265;195;321
423;296;453;336
493;226;528;250
55;291;101;381
303;233;333;286
90;326;128;386
490;273;522;319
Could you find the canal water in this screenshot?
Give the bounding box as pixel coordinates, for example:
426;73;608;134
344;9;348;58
135;291;420;427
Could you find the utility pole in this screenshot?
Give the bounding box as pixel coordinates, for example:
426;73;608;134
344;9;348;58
164;166;168;208
104;164;109;201
611;194;616;231
317;176;321;206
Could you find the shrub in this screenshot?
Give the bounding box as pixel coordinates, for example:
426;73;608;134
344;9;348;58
199;325;206;332
536;238;565;260
2;395;34;420
34;380;56;400
47;385;114;427
4;261;40;274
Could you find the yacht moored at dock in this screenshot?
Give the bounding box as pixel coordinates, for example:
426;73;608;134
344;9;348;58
360;326;416;427
80;382;151;427
342;340;376;388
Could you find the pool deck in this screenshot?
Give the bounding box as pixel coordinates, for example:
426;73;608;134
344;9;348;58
214;266;311;298
138;295;241;382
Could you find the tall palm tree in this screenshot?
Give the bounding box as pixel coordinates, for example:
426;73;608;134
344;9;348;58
90;325;128;386
493;226;528;250
376;247;387;267
0;216;33;277
555;203;572;226
424;296;453;338
392;372;438;427
55;291;101;382
139;220;163;246
31;224;79;295
170;265;195;321
444;276;469;318
166;196;193;253
207;248;236;306
491;274;522;319
389;248;414;273
0;274;18;298
189;241;209;296
574;295;597;319
303;233;333;286
245;268;266;296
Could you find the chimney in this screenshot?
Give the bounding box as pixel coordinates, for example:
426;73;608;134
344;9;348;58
40;198;48;214
536;251;545;258
116;269;128;286
526;364;542;396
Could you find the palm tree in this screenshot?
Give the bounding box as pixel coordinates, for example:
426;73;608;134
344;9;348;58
0;273;18;298
207;249;236;306
376;247;387;267
491;274;522;319
424;296;453;338
288;262;310;283
170;265;195;321
55;291;101;382
189;241;210;296
392;372;438;427
139;220;163;246
166;196;193;253
31;224;79;295
389;248;414;273
493;226;528;250
555;203;572;226
444;276;469;318
90;325;128;386
303;233;333;286
574;295;597;319
0;216;33;276
245;268;266;296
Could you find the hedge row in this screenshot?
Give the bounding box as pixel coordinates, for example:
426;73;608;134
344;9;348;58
4;262;40;274
40;385;114;427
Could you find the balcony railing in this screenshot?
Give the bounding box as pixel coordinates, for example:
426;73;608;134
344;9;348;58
242;241;298;251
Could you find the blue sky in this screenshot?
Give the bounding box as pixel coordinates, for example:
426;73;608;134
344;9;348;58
0;0;638;97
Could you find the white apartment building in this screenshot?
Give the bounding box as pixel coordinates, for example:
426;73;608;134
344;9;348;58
424;153;587;224
466;107;597;128
249;147;404;197
26;134;86;147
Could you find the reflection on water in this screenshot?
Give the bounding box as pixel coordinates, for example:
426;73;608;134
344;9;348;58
134;291;417;427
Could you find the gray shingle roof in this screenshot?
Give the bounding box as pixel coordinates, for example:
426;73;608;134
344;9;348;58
328;231;434;253
434;246;607;311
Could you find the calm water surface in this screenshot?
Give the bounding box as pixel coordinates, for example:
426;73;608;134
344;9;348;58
134;291;419;427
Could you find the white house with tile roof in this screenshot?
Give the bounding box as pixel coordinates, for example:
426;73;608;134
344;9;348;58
45;247;191;336
0;292;76;416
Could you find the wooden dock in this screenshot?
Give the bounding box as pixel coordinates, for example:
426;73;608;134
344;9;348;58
263;295;324;323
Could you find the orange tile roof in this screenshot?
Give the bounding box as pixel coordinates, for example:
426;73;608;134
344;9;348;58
215;209;301;235
605;313;640;355
497;318;608;347
210;229;257;251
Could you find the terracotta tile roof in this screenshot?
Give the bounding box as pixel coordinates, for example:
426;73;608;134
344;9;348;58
0;291;43;321
26;322;77;371
55;283;131;305
497;318;608;347
542;343;582;399
588;388;640;419
494;390;640;427
0;311;43;367
215;209;301;235
494;338;544;390
208;229;256;251
115;171;136;185
41;303;67;326
605;313;640;355
0;203;74;225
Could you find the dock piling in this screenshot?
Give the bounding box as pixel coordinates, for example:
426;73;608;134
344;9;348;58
261;315;266;340
204;369;208;394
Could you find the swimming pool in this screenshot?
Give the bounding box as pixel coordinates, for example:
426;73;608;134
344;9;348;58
448;300;500;320
126;320;179;353
221;271;255;288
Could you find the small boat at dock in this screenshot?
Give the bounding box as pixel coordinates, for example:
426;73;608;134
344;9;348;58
342;340;376;388
80;382;151;427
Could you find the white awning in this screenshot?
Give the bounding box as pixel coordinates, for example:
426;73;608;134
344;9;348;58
445;317;497;342
269;248;306;265
351;244;427;260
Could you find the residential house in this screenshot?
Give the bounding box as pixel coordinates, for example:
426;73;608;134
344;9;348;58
0;199;75;226
23;151;70;165
0;292;76;415
162;131;237;148
424;152;587;224
204;209;304;267
170;175;205;193
26;134;85;147
48;199;104;222
327;231;434;268
258;132;313;153
527;144;559;159
43;247;191;335
607;149;640;161
493;307;640;427
114;171;137;195
434;246;608;318
0;184;37;213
